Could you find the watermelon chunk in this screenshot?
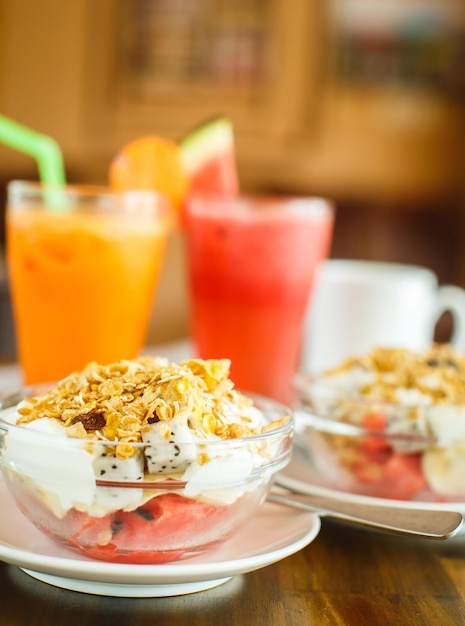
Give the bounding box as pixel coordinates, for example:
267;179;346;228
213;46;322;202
66;493;227;564
15;479;229;564
179;116;239;197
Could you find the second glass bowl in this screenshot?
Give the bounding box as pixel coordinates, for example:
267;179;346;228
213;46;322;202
294;373;465;502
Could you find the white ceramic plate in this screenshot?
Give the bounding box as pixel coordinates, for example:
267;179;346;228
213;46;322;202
279;445;465;519
0;479;320;597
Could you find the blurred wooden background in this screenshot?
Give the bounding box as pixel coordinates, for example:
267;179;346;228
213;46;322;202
0;0;464;354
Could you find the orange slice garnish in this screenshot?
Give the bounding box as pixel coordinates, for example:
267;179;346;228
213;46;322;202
109;135;189;213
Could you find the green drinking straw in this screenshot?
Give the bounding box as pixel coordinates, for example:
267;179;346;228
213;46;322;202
0;113;66;185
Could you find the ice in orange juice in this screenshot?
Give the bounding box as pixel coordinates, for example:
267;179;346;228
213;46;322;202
6;183;170;384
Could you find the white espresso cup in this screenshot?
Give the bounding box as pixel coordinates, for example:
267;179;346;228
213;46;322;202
301;259;465;374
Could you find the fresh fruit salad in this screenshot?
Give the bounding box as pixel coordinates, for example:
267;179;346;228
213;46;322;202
0;357;292;563
295;344;465;501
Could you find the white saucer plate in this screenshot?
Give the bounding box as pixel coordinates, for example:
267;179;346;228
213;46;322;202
0;480;320;597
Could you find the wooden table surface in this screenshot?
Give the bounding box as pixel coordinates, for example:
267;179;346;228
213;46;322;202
2;518;465;626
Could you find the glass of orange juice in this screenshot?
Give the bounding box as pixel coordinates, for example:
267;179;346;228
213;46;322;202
6;181;171;384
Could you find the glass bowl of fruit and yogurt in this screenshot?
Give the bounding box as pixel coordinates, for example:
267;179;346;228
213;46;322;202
294;344;465;502
0;356;293;564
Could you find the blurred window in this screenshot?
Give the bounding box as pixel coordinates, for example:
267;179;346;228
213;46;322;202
115;0;273;97
331;0;465;96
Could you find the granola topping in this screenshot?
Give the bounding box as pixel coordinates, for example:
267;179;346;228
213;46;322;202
322;344;465;405
16;356;275;446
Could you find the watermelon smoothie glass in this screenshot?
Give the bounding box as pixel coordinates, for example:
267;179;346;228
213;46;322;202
184;195;334;404
6;181;171;384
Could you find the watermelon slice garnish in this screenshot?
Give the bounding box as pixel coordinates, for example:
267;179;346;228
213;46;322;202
179;116;239;198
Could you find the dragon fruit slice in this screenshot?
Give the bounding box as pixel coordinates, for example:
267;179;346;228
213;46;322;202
92;449;145;513
93;450;144;482
142;419;198;475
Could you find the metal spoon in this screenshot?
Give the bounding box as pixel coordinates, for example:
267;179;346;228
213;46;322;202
267;488;463;540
